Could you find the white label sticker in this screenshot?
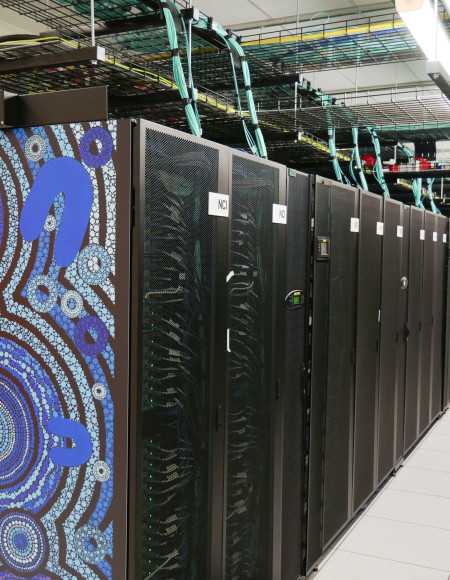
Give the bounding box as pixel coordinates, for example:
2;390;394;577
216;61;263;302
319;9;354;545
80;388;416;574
444;234;448;244
208;192;229;217
350;218;360;233
420;229;426;240
397;226;404;238
433;232;438;242
376;222;384;236
273;204;287;224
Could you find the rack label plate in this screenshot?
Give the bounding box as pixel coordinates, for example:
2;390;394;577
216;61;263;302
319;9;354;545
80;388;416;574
273;204;287;224
209;192;229;217
397;226;404;238
350;218;360;233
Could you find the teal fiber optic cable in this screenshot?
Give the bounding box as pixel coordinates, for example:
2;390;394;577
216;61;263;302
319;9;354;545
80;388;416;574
160;0;201;137
368;127;390;198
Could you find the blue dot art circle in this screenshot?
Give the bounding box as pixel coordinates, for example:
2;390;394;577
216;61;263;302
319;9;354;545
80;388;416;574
79;127;113;168
73;524;107;564
74;316;109;357
77;244;111;286
0;511;48;573
27;275;58;313
0;376;35;491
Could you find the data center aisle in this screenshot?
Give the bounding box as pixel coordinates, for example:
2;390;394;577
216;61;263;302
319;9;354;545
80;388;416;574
313;410;450;580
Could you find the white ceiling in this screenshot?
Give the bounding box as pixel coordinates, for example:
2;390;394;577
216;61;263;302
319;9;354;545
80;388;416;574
0;7;43;35
193;0;391;27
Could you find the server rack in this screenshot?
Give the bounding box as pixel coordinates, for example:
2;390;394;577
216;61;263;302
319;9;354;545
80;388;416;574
132;121;291;580
419;212;435;435
0;117;295;580
304;183;449;577
395;205;411;463
377;198;404;484
1;115;450;580
431;215;447;422
404;207;425;452
0;119;132;579
281;170;312;580
131;122;231;580
307;178;359;574
444;223;450;411
353;190;383;512
224;150;287;580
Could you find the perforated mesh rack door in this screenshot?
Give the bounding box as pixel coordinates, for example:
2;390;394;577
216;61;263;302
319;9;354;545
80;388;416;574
139;127;220;580
431;215;447;421
323;183;359;547
225;154;280;580
395;205;410;462
419;212;435;435
378;199;403;484
404;207;424;452
353;191;383;512
307;179;359;573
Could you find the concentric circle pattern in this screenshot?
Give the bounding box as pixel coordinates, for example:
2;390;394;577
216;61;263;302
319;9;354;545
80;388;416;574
92;382;107;401
27;275;58;313
44;215;56;232
73;525;108;564
93;461;110;482
0;512;48;573
24;135;47;163
74;316;109;357
60;290;83;319
77;244;111;286
0;376;35;491
0;337;63;509
79;127;113;168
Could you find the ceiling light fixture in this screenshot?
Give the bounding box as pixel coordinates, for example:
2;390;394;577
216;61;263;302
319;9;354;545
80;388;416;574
396;0;450;76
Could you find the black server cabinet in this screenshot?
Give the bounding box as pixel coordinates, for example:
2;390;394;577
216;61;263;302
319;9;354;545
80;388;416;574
377;198;404;484
431;215;447;422
307;178;359;573
281;170;312;580
419;212;435;435
131;122;230;580
404;207;425;452
132;121;290;580
225;151;287;580
444;223;450;410
353;190;383;512
395;205;410;462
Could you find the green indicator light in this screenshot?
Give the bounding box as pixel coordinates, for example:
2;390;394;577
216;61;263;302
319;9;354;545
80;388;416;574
294;297;300;304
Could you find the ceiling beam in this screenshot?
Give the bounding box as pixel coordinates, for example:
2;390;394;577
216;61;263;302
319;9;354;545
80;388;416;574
0;46;105;74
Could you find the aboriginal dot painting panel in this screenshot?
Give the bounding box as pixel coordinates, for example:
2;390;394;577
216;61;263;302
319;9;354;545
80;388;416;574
0;120;131;580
